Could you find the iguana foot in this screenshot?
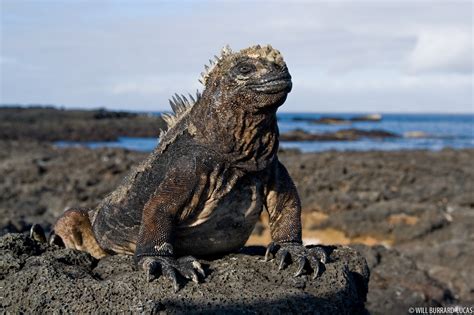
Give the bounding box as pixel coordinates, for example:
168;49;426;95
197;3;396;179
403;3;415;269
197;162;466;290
139;255;205;292
264;242;327;279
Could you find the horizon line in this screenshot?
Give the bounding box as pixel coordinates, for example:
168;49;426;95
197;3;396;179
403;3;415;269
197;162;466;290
1;104;473;115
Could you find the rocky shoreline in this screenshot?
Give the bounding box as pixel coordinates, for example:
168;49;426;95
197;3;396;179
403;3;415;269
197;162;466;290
1;139;472;313
0;107;400;143
290;114;382;124
280;128;398;142
0;108;472;313
0;107;167;141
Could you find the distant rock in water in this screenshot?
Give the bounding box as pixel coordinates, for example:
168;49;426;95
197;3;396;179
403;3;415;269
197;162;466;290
404;131;430;138
290;114;382;125
311;117;351;125
350;114;382;122
292;116;350;125
93;108;138;120
280;128;399;142
403;131;456;140
0;106;166;142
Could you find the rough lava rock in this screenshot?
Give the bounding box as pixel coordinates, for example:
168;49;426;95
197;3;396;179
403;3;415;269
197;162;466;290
1;140;472;313
0;107;166;142
354;245;454;315
0;233;369;314
280;129;398;142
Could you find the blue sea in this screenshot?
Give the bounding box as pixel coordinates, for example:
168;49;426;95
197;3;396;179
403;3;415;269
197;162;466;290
56;113;474;153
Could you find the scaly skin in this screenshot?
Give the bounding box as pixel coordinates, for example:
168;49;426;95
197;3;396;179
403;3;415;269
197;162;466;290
32;45;327;290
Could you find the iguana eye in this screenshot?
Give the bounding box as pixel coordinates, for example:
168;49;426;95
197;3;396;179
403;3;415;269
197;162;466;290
237;63;255;75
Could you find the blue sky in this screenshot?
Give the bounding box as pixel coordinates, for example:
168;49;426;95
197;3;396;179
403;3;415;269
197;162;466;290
1;0;472;113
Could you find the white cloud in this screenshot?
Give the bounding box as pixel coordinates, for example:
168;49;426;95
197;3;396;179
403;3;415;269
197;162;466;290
108;74;202;97
407;28;473;74
293;71;473;92
109;76;168;95
1;1;472;112
0;56;17;65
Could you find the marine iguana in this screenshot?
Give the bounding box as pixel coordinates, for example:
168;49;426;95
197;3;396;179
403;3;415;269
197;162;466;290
31;44;327;291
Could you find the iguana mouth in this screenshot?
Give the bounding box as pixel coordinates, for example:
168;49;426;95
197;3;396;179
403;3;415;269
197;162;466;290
249;75;292;94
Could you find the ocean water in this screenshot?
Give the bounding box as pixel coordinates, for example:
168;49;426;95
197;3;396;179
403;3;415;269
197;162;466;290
56;113;474;152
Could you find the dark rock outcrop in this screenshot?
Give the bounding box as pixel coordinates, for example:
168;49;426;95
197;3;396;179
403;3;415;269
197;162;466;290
290;114;382;125
0;107;166;142
0;234;369;314
280;128;398;142
355;245;453;315
294;117;350;125
1;140;473;313
350;114;382;122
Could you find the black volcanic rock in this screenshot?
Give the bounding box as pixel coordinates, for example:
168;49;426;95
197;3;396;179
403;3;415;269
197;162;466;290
350;114;382;122
0;106;166;142
0;234;369;314
1;137;473;313
280;128;398;142
290;114;382;125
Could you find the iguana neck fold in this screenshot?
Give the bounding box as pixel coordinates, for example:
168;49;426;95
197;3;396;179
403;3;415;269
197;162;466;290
188;93;279;172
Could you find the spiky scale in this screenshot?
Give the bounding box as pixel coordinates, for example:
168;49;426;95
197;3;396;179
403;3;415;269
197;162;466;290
169;99;178;114
221;44;232;56
181;95;189;105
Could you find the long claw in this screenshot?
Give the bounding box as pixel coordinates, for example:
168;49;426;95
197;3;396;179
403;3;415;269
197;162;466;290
192;260;205;278
163;266;179;292
277;249;289;270
265;242;277;262
308;256;320;279
171;274;180;292
312;264;320;279
294;256;307;277
48;232;65;247
311;247;328;264
142;258;159;282
179;267;199;284
146;268;155;282
190;270;199;284
30;224;46;243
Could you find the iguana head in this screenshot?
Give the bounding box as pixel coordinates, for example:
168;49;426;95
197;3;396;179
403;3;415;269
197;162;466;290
200;45;292;112
160;45;289;169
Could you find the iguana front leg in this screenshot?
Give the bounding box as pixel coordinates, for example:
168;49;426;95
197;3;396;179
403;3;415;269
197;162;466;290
264;161;327;278
133;160;205;291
